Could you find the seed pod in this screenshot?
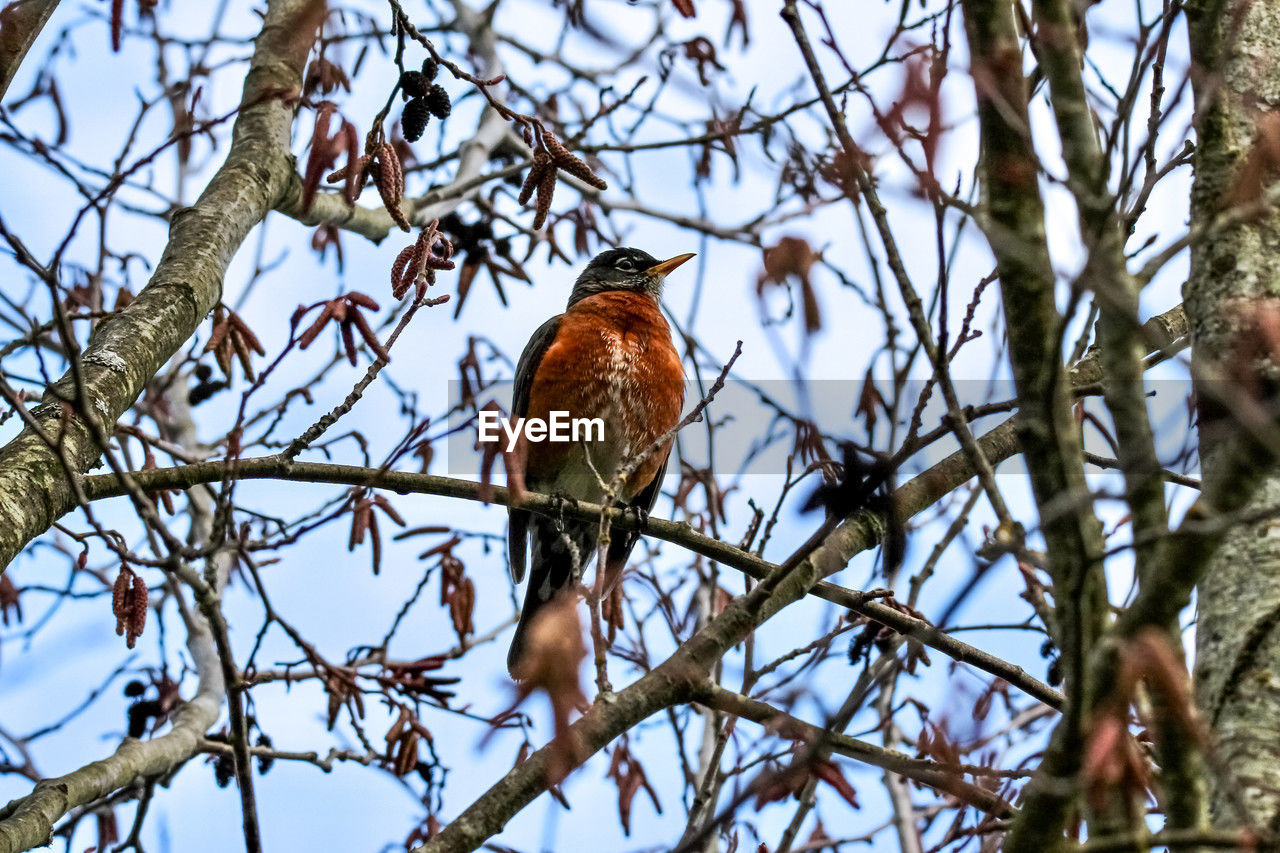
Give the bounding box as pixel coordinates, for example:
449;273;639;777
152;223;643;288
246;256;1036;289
375;142;411;232
518;150;552;206
213;754;234;788
421;58;438;81
391;243;419;299
228;310;265;355
297;302;338;350
402;98;431;142
256;734;275;773
341;318;358;366
423;84;451;119
394;730;420;777
346;291;380;311
544;131;607;190
112;568;131;632
127;573;148;649
532;163;558;230
399;70;428;100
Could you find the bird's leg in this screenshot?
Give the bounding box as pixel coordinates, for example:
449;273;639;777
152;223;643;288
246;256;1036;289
620;502;649;531
554;492;580;529
548;491;579;530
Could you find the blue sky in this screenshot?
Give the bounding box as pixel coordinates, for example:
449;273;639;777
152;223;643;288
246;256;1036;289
0;0;1199;850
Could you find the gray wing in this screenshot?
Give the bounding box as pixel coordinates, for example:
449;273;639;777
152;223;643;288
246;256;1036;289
507;314;563;584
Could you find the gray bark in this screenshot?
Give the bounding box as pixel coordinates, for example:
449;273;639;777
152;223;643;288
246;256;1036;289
1187;0;1280;829
0;0;60;103
0;1;320;847
0;0;321;574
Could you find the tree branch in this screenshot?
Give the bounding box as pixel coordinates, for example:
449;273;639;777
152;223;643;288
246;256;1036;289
958;0;1111;846
697;683;1018;819
0;0;324;574
1030;0;1198;834
80;452;1062;706
0;0;60;102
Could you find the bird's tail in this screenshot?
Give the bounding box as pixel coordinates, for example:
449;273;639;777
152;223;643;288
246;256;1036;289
507;516;598;676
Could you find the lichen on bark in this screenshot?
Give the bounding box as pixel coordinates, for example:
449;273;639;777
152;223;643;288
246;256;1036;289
0;0;323;575
1187;0;1280;828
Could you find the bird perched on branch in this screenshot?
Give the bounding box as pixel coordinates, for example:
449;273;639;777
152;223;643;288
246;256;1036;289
505;248;693;677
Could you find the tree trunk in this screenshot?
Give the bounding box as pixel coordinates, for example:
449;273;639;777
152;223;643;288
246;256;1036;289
1188;0;1280;829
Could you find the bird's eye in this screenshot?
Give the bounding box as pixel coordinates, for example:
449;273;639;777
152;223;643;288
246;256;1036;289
616;258;636;271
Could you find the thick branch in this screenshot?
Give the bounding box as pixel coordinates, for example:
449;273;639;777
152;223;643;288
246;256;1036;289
0;0;324;574
959;0;1111;846
1186;0;1280;831
0;574;224;853
274;0;511;243
1031;0;1198;833
417;485;894;852
80;454;1062;708
0;0;60;102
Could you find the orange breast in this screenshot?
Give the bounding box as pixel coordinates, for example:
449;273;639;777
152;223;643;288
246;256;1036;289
522;291;684;501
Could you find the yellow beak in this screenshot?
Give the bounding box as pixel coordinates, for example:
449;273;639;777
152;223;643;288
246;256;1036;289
644;253;696;278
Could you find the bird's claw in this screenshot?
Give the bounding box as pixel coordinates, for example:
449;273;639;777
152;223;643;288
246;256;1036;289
623;504;649;530
550;492;578;526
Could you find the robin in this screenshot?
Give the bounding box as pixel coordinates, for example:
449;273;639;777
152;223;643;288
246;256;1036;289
505;247;693;676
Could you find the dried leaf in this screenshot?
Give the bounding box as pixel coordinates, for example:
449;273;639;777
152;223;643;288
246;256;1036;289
811;759;859;809
502;597;589;783
0;574;21;626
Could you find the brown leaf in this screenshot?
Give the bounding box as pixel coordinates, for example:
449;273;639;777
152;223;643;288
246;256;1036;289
503;597;589;783
856;368;884;433
811;759;859;809
0;574;21;626
454;260;480;317
682;37;724;86
759;236;818;290
725;0;748;46
806;820;831;847
606;739;662;835
304;57;351;97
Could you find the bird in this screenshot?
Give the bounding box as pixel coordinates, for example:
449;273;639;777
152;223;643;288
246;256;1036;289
505;247;693;677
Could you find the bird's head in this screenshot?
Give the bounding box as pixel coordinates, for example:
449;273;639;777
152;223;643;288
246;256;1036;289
566;247;695;307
